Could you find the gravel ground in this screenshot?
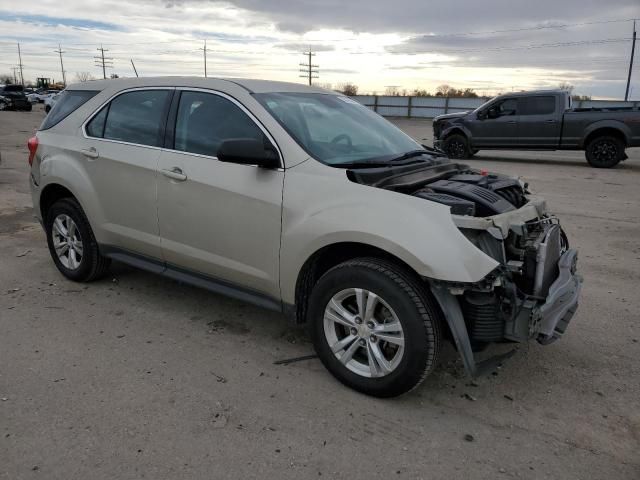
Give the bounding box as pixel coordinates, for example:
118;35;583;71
1;105;639;479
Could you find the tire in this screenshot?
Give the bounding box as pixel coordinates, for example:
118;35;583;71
442;134;471;159
585;135;624;168
308;258;442;397
45;198;110;282
25;103;32;112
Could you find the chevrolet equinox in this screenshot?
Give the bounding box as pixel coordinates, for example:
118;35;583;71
28;78;582;397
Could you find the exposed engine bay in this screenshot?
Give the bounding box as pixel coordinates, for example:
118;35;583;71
347;161;528;217
348;160;582;373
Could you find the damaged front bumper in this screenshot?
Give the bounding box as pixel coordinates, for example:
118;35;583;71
431;199;583;376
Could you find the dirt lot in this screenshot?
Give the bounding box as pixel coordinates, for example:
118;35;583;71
1;105;639;479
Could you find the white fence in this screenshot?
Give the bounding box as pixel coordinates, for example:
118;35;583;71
350;95;640;119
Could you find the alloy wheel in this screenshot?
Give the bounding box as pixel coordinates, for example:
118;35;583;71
51;214;84;270
323;288;405;378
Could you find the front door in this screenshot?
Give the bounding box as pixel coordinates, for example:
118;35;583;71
157;90;284;299
472;97;519;148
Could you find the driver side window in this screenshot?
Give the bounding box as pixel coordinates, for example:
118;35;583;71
491;98;518;118
174;91;264;157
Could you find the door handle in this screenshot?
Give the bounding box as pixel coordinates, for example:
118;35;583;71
161;167;187;182
507;120;516;124
81;147;99;159
545;119;557;123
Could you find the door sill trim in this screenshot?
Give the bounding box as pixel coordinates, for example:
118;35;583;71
101;245;283;313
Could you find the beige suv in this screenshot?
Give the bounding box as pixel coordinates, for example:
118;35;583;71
28;77;582;397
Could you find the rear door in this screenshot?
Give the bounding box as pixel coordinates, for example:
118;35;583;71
516;95;562;147
472;97;519;147
156;89;284;299
82;88;173;260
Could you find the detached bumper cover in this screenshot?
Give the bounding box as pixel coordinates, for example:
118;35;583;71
535;248;582;344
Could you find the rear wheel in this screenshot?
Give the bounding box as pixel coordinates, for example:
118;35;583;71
442;134;471;159
309;258;441;397
585;135;624;168
45;198;110;282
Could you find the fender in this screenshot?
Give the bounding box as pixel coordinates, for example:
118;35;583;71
441;123;473;144
36;138;106;237
279;159;499;305
580;119;632;148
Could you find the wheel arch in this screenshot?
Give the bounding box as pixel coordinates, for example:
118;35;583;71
582;123;630;148
40;183;79;221
290;242;433;325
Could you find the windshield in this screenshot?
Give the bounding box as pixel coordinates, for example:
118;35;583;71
255;92;422;166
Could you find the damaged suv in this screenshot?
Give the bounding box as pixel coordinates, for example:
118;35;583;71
29;78;582;397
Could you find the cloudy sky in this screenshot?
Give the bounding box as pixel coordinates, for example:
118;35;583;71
0;0;638;98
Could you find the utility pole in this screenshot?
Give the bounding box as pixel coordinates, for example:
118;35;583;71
199;40;208;77
11;67;18;84
94;45;113;79
625;20;636;101
17;43;24;85
54;44;66;87
130;59;139;77
299;48;318;86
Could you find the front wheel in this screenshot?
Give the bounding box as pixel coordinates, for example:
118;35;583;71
585;135;624;168
309;258;442;397
442;134;471;159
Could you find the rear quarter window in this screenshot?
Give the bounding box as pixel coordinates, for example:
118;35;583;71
40;90;99;130
518;96;556;116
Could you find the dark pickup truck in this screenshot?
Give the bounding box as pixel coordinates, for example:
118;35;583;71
433;90;640;168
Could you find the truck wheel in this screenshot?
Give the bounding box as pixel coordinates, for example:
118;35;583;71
45;198;111;282
585;136;624;168
25;103;32;112
308;258;441;397
443;134;471;159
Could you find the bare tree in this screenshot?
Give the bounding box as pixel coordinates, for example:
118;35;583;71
0;74;13;84
75;72;95;82
384;86;399;96
435;84;452;96
337;82;358;96
558;82;574;94
412;88;431;97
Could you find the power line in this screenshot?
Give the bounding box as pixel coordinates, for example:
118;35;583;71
299;49;318;85
54;44;66;86
199;40;208;77
130;59;139;77
625;20;636;101
94;45;113;79
17;43;24;85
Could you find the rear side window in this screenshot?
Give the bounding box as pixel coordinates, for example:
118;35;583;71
519;96;556;115
86;90;171;147
174;91;264;156
40;90;99;130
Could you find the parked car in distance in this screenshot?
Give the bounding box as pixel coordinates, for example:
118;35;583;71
28;78;582;397
44;91;61;113
433;89;640;168
27;89;61;104
0;84;32;111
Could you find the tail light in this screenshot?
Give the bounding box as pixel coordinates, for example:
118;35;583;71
27;136;38;166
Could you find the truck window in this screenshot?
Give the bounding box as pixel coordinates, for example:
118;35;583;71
519;96;556;116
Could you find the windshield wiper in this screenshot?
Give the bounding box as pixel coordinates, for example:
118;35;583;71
386;149;431;162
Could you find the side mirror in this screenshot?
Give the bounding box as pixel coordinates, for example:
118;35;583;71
477;110;486;120
487;108;499;119
217;138;280;169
